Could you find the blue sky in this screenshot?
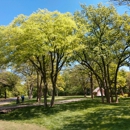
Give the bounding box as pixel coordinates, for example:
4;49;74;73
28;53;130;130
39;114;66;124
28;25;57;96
0;0;129;26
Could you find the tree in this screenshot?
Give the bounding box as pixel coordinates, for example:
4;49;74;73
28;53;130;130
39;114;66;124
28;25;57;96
110;0;130;6
55;74;65;96
4;9;77;107
61;65;97;96
4;12;50;107
0;71;20;98
74;4;130;103
12;63;42;101
47;12;77;106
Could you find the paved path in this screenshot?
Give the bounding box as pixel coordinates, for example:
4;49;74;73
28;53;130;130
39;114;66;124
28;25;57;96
0;97;16;105
0;98;86;113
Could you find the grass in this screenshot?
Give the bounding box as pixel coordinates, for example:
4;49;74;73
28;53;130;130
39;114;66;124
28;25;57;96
0;97;130;130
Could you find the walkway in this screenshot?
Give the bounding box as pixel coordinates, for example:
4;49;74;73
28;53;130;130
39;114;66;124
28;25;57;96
0;98;86;113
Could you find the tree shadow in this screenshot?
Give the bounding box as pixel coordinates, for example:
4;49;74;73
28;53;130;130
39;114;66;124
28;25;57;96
57;106;130;130
0;98;130;130
0;99;103;121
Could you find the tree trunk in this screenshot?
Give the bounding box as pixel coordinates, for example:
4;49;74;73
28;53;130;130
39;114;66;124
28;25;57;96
0;89;1;97
99;86;104;103
105;88;110;103
50;83;56;107
42;81;48;108
4;88;6;99
110;88;114;102
83;87;87;97
38;76;43;102
90;72;94;99
28;84;33;99
36;71;40;102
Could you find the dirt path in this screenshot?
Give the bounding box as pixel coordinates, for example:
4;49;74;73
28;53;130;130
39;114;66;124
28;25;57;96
0;98;86;113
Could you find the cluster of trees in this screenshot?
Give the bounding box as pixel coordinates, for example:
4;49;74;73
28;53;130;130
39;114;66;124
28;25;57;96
0;4;130;107
0;70;26;99
62;65;130;97
1;64;130;100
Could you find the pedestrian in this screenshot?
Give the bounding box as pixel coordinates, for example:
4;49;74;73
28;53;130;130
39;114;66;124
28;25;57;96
21;95;24;102
16;96;20;104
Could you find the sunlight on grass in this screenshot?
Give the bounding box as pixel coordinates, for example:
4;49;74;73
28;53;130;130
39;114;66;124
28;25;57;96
0;120;47;130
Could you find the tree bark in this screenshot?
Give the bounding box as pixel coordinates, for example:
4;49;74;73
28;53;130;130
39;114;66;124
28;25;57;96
50;84;56;107
43;83;48;108
28;84;33;99
4;88;6;99
36;71;40;102
90;72;94;99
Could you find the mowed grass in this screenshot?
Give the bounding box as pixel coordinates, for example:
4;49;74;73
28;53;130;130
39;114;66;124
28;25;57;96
0;97;130;130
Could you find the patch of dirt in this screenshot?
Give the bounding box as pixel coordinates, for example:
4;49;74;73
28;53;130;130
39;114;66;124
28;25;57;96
0;120;47;130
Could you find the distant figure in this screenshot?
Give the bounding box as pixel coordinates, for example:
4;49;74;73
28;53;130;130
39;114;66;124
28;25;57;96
21;95;24;103
16;96;20;104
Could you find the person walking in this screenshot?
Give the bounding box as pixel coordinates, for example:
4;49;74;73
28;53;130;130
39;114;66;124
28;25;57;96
21;95;24;103
16;96;20;104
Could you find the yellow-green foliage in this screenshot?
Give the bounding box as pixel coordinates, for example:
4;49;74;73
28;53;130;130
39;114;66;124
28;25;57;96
119;93;128;98
3;9;78;69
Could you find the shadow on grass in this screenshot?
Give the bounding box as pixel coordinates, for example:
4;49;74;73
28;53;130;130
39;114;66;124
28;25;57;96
59;98;130;130
0;98;130;130
59;115;130;130
0;98;102;120
57;105;130;130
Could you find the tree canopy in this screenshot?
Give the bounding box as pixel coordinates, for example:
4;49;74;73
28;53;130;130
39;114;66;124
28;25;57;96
73;4;130;103
0;4;130;105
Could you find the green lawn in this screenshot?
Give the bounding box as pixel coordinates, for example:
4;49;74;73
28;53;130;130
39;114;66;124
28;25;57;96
0;97;130;130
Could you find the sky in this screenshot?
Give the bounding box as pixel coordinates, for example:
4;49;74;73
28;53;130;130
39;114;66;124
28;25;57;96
0;0;129;26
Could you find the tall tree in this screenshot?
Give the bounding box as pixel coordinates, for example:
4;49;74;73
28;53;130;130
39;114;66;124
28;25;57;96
74;4;130;103
4;9;77;107
47;12;77;106
4;12;50;107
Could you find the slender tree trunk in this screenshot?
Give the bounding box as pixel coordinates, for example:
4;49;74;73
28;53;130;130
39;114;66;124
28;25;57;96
105;88;110;103
28;84;33;99
50;83;56;107
99;82;105;103
110;88;114;102
0;89;1;97
4;88;6;99
56;88;59;96
96;77;105;103
83;87;87;97
120;87;124;96
38;76;43;102
90;72;94;99
99;86;104;103
43;82;48;108
42;55;48;108
36;71;40;102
